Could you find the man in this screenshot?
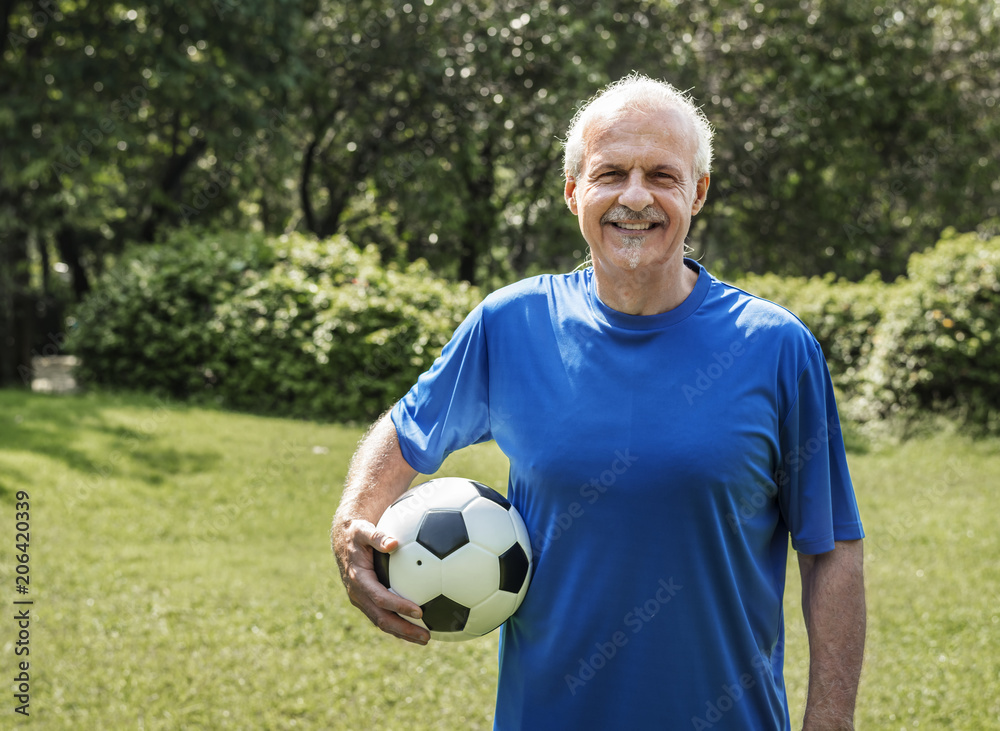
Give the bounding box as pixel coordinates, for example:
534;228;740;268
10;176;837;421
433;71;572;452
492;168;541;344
333;73;865;730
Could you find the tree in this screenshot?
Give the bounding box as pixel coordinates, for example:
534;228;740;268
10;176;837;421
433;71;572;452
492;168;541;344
3;0;998;387
680;0;1000;278
0;0;306;385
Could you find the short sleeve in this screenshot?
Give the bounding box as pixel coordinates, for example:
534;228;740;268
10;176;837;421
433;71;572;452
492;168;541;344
776;344;865;554
390;302;492;475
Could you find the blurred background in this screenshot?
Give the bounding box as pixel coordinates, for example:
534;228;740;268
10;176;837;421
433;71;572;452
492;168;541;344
1;0;998;423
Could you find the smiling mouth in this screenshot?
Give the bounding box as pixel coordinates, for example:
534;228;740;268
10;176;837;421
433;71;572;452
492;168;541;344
609;221;659;231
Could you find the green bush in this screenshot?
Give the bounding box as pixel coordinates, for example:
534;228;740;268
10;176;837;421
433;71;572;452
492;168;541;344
729;271;885;395
67;227;999;430
67;230;481;421
67;229;276;396
849;229;1000;430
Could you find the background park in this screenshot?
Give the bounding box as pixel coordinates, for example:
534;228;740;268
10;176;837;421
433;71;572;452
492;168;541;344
1;0;999;728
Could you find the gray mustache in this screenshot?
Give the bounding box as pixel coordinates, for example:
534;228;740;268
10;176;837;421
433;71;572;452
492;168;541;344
600;205;667;224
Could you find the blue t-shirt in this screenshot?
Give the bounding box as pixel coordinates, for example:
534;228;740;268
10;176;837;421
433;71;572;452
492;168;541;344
391;260;864;730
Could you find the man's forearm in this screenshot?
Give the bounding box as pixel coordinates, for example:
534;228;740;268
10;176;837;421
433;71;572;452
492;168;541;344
799;539;866;731
331;410;429;643
334;411;418;530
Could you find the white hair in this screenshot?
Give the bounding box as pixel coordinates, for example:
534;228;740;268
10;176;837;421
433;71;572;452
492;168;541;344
563;73;714;180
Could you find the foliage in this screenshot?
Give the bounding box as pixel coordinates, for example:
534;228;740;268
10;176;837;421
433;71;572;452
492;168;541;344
4;0;1000;385
65;230;274;396
66;231;481;421
2;390;999;728
4;1;998;284
66;226;998;429
848;230;1000;430
730;270;885;394
0;0;303;244
205;234;481;420
692;0;1000;279
735;229;1000;432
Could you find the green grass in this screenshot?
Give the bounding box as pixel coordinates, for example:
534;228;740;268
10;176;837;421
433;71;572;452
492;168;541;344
1;390;998;729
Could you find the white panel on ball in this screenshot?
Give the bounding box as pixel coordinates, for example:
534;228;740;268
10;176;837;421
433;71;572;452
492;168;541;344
416;477;481;511
466;592;519;636
376;497;423;545
441;544;501;607
461;498;517;554
388;542;442;607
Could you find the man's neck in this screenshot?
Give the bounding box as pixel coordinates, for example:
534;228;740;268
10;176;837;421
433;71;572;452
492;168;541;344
592;256;699;316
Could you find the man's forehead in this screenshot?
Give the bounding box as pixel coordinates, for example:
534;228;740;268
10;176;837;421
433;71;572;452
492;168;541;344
583;105;696;168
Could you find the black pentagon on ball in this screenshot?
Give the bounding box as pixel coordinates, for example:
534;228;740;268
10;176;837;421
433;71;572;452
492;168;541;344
421;595;470;632
498;542;530;593
417;509;469;559
472;481;512;510
372;549;391;589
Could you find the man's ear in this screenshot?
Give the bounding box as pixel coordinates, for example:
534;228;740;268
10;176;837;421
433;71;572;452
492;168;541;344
565;175;579;215
691;174;710;215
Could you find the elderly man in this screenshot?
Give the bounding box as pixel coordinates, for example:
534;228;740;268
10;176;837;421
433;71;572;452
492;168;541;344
333;73;866;730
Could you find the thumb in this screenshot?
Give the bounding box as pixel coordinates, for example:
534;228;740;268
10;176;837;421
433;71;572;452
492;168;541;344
364;523;399;553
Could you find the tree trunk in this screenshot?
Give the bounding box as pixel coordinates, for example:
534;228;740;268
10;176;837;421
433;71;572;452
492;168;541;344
139;139;209;242
0;230;34;387
458;218;484;285
56;226;91;300
300;135;320;235
457;140;497;285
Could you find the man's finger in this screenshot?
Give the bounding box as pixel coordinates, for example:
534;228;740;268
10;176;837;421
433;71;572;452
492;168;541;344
349;575;430;644
341;520;429;643
373;609;431;645
352;520;399;554
368;527;399;554
352;558;424;620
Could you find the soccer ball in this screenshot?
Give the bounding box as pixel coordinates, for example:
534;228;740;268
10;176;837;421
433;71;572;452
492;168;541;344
372;477;532;642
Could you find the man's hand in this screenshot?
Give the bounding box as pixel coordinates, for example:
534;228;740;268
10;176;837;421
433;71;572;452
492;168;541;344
333;517;430;645
799;539;866;731
331;411;426;644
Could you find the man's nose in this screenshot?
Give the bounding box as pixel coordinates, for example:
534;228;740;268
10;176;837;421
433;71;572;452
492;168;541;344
617;170;654;211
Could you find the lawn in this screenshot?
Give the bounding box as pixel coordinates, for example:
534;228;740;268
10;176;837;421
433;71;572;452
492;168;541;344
1;390;997;729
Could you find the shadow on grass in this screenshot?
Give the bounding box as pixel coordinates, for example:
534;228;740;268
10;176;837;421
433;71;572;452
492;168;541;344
0;389;221;493
0;475;28;502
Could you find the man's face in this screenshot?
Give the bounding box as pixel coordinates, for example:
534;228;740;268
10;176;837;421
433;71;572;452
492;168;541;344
564;105;709;275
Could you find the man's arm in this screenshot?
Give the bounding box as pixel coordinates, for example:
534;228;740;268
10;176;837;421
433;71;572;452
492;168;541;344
331;411;430;644
798;539;866;731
